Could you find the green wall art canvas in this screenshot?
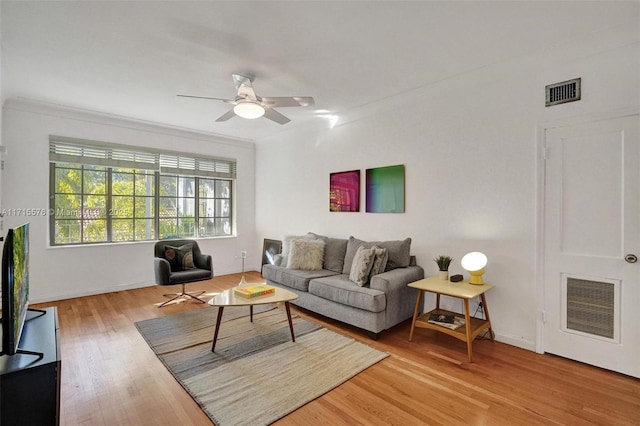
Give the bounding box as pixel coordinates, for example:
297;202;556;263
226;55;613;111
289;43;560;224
365;165;405;213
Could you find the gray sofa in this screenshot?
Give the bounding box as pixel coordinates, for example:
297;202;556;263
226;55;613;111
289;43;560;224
262;234;424;339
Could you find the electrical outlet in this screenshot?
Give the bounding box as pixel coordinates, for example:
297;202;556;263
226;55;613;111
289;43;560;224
241;251;247;259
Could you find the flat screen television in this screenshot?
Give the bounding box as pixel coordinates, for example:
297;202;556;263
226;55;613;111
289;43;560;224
1;223;41;358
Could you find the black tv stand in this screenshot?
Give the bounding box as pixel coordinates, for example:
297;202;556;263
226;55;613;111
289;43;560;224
0;306;60;425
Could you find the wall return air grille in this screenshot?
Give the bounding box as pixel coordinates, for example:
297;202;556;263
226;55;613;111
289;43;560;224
545;78;581;107
566;277;614;339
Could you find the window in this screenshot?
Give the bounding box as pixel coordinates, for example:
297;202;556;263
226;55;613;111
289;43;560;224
198;178;232;237
49;137;235;245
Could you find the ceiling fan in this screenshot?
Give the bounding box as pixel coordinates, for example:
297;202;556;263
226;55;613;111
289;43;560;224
177;74;315;125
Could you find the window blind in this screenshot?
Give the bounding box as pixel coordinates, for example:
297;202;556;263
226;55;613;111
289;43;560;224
49;135;237;179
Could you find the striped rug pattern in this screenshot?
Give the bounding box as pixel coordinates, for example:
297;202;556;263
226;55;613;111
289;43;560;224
135;305;388;426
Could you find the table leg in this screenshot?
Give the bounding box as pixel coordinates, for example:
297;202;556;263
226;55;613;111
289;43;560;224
211;306;224;352
250;305;254;323
463;299;473;362
481;293;495;341
436;293;441;310
284;301;295;342
409;290;423;341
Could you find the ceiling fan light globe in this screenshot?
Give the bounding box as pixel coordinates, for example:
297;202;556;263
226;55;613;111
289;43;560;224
234;102;265;119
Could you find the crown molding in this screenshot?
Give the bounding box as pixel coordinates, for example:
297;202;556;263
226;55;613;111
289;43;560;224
2;97;256;150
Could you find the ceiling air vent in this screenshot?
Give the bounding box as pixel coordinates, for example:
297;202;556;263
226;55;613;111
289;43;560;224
545;78;581;107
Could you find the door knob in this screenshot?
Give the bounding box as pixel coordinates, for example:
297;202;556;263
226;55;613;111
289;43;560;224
625;254;637;263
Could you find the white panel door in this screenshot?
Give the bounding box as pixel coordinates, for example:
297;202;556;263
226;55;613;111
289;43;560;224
543;115;640;378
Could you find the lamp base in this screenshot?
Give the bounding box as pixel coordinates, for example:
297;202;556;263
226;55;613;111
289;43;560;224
238;275;248;287
468;268;485;285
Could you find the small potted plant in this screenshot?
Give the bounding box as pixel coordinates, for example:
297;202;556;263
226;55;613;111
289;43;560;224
433;255;453;280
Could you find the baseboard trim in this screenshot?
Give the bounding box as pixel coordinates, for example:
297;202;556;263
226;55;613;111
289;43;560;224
30;281;156;305
494;332;536;352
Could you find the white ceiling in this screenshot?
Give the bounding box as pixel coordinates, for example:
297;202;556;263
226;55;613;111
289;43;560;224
2;1;638;142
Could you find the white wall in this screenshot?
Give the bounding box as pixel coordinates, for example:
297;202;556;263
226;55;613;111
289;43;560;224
1;99;256;302
255;26;640;350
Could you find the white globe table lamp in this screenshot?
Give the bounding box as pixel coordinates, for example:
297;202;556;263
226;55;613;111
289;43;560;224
461;252;487;285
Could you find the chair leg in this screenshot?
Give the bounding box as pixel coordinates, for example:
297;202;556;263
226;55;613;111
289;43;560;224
158;283;207;307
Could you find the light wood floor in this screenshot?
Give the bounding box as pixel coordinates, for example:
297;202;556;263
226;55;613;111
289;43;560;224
33;271;639;425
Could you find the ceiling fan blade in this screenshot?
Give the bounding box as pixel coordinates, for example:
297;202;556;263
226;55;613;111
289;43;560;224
263;107;291;125
215;108;236;122
177;94;234;102
261;96;315;108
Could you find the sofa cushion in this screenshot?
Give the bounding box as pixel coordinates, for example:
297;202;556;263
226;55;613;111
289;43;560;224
323;238;348;273
168;267;210;284
287;239;325;270
307;233;348;273
262;264;338;292
349;246;375;286
343;236;411;273
376;238;412;270
308;275;386;313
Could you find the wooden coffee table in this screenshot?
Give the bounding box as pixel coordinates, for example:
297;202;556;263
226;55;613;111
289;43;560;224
207;285;299;352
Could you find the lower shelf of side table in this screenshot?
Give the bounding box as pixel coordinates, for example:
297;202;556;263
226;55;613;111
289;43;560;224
413;309;491;343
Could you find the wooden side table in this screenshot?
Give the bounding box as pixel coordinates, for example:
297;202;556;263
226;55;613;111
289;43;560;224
408;276;494;362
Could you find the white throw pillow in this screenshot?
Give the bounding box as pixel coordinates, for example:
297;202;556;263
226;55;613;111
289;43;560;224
281;234;313;267
287;239;326;270
349;246;376;287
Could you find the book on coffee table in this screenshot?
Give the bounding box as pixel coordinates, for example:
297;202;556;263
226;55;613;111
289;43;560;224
234;284;276;299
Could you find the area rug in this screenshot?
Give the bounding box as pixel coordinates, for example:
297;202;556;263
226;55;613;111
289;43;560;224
135;305;388;426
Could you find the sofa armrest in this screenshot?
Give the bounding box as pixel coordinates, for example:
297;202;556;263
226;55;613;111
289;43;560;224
370;265;425;293
154;257;172;285
370;265;425;329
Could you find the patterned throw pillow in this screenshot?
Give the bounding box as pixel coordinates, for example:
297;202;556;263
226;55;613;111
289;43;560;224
349;246;376;287
164;244;195;272
369;245;388;280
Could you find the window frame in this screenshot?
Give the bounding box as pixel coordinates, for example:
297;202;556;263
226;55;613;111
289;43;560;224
48;137;235;246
